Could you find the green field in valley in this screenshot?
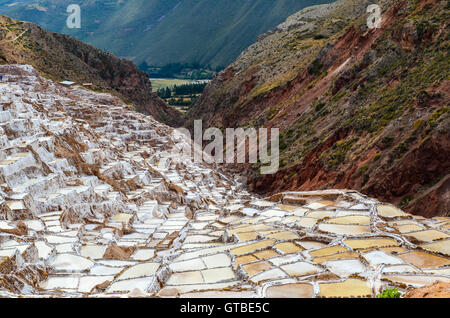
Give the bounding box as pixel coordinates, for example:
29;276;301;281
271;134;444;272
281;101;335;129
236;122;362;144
151;78;210;92
150;78;193;92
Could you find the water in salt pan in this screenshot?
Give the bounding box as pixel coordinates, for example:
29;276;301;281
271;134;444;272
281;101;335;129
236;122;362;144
40;276;79;290
202;253;231;268
117;262;160;280
51;254;94;271
250;268;288;283
323;259;366;277
170;258;206;272
131;249;155;261
80;245;107;259
318;223;371;235
280;261;321;277
363;250;404;266
421;239;450;256
319;279;371;297
106;277;154;293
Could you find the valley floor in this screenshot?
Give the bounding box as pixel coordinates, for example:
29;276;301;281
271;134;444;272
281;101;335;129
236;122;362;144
0;65;448;298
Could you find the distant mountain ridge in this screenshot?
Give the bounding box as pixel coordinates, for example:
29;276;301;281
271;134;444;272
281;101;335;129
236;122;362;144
0;14;180;125
0;0;333;68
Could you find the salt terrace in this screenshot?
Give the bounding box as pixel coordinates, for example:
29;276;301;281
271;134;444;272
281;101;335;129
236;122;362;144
0;65;448;298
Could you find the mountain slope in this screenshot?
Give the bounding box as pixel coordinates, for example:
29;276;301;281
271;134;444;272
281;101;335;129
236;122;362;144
0;0;333;68
186;0;450;217
0;14;180;125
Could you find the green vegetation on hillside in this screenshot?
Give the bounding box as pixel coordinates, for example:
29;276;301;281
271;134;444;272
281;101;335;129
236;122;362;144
376;288;402;298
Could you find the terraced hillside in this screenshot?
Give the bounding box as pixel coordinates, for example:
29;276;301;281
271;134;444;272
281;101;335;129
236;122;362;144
0;15;180;125
0;64;449;298
186;0;450;218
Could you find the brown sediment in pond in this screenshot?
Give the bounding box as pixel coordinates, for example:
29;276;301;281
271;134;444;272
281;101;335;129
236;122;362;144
103;246;137;260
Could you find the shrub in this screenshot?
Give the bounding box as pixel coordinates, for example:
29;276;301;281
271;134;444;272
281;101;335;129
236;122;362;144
315;102;326;112
400;195;414;207
376;288;401;298
313;34;327;40
308;58;323;76
393;142;409;159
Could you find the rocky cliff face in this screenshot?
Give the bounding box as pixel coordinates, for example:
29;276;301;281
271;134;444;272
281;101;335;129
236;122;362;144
0;15;180;126
186;0;449;217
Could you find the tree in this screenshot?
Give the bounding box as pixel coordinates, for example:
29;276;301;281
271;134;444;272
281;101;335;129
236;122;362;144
139;61;149;71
